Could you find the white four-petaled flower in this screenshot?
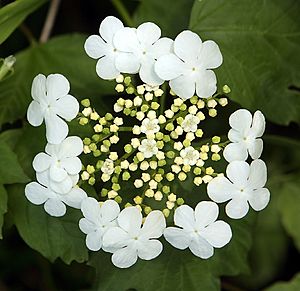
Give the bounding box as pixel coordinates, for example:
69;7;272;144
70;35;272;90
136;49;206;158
138;138;158;158
140;118;160;136
155;30;222;99
223;109;265;162
79;197;120;251
84;16;124;79
27;74;79;144
180;146;200;166
103;207;166;268
164;201;232;259
181;114;200;132
207;159;270;219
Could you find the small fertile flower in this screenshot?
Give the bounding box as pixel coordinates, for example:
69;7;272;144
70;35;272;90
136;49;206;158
113;22;173;85
164;201;232;259
138;139;158;158
103;207;166;268
180;146;200;166
140;118;160;136
25;182;87;217
33;136;83;194
84;16;124;79
207;159;270;219
27;74;79;144
181;114;200;132
223;109;265;162
101;159;115;175
155;30;222;99
79;197;120;251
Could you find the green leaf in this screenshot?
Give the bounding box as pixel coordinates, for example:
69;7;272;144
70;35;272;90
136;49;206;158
8;184;88;264
189;0;300;125
89;217;253;290
134;0;194;38
0;33;114;127
0;140;29;184
265;273;300;291
0;185;8;239
0;0;48;45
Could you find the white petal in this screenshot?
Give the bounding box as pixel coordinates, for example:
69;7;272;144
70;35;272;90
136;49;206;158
229;109;252;133
103;226;130;251
174;205;195;231
111;245;138;268
198;40;222;69
27;101;44;126
195;201;219;228
79;218;96;234
139;61;163;86
225;196;249;219
114;53;140;74
223;143;248;162
46;74;70;100
44;198;66;217
25;182;49;205
117;207;142;237
151;37;173;59
174;30;202;62
84;35;107;59
195;70;217;98
207;176;235;203
170;75;196;100
49;176;73;194
86;230;103;251
226;160;250;187
31;74;46;102
189;236;214;259
53;95;79;121
228;129;243;142
248;188;270;211
140;210;166;239
96;55;120;80
62;187;87;209
250;110;265;137
154;54;184;80
164;227;191;249
36;171;50;187
32;153;52;172
113;27;139;52
248;159;267;189
100;16;124;44
137;22;161;46
137;239;162;260
59;136;83;158
81;197;101;223
100;199;120;225
60;157;82;175
248;139;263;160
49;164;68;182
201;221;232;248
44;112;68;144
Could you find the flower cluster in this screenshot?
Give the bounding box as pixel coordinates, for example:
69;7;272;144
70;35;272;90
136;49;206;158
24;16;270;268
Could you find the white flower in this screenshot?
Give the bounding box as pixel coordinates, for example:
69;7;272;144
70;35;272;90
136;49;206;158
25;182;87;217
33;136;83;194
103;207;166;268
164;201;232;259
79;197;120;251
140;118;160;136
101;159;115;175
207;159;270;219
27;74;79;144
155;30;222;99
223;109;265;162
180;146;200;166
84;16;124;79
138;139;158;158
113;22;173;85
181;114;200;132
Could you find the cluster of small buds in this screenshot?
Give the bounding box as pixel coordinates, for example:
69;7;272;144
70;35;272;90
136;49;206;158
78;74;231;217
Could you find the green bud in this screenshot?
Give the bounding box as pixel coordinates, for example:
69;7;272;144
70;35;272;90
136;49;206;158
81;99;90;107
171;105;179;112
96;160;104;169
162;185;170;194
156;132;164;140
166;172;174;181
166;151;175;159
144;206;152;215
86;165;95;174
88;177;95;185
183;139;191;147
101;188;108;197
99;117;107;125
79;117;88;125
156;140;164;149
103;140;111;148
130;110;137;117
212;153;221;161
133;156;139;164
163;209;170;218
89;143;97;151
92;134;100;142
123;108;131;115
114;196;122;204
151;102;160;110
176;117;184;125
158;168;165;175
124;76;131;85
102;128;110;135
83;138;91;145
114;166;122;174
136;152;144;161
177;198;185;205
195;129;204;138
93;150;101;157
193;167;201;175
111;176;118;183
112;183;121;191
124;144;133;153
105;113;113;121
180;104;187;111
222;85;231;94
141;104;149;112
212;136;221;143
122;171;130;181
158;160;166;167
165;123;174;131
190;96;198;104
126;87;135;94
163;135;171;142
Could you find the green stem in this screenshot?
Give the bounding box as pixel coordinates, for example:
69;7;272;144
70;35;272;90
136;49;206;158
111;0;134;26
159;83;168;115
119;126;133;132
